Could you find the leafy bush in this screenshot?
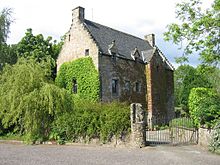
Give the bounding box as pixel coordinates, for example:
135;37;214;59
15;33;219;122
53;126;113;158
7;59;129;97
209;121;220;154
0;58;74;142
100;102;130;142
188;88;220;128
51;101;130;144
56;57;100;101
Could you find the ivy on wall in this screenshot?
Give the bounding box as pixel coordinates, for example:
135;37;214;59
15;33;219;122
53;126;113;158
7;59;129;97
56;57;100;101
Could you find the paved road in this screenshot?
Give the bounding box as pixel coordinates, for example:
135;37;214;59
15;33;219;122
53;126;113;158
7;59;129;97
0;143;219;165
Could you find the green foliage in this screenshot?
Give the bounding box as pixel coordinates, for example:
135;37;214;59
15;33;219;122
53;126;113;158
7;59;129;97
188;88;220;128
16;28;62;61
56;57;100;101
0;44;17;70
164;0;220;66
51;101;130;144
174;65;212;115
208;67;220;96
99;102;131;142
0;58;74;142
0;8;13;44
209;121;220;154
170;117;195;129
0;8;17;70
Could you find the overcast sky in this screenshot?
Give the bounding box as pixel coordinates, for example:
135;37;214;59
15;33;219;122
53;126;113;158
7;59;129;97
0;0;213;68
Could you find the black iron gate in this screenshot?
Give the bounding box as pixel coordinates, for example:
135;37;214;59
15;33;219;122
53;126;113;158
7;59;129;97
146;117;198;145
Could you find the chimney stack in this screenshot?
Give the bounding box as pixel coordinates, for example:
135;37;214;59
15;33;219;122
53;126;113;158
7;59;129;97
72;6;85;23
144;34;155;47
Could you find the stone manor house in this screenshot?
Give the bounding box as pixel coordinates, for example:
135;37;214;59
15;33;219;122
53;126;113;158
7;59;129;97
57;6;175;120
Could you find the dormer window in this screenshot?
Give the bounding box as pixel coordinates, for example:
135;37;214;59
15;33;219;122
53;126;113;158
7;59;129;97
111;54;116;63
108;40;118;55
85;49;89;56
131;47;140;61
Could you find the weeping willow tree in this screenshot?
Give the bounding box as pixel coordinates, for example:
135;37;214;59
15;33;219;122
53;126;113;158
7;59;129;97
0;57;74;142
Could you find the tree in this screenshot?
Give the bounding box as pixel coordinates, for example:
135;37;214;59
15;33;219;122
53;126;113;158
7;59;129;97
0;58;74;142
16;28;61;61
164;0;220;66
16;28;64;78
0;8;13;44
0;8;16;70
0;44;17;70
174;65;211;115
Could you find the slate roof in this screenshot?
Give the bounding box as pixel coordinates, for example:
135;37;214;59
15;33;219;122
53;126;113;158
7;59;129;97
83;19;174;71
84;19;153;61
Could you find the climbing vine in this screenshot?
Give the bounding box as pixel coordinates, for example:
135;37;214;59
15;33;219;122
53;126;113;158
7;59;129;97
56;57;100;101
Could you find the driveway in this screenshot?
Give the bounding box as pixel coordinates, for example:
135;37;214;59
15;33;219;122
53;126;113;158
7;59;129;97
0;143;219;165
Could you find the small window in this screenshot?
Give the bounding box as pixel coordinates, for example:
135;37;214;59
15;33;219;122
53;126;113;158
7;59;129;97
112;79;119;95
111;54;116;63
125;81;131;92
68;34;71;42
72;79;77;94
85;49;89;56
135;82;141;93
156;65;159;71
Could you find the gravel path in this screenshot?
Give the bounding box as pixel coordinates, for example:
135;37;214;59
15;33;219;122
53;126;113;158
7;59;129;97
0;143;219;165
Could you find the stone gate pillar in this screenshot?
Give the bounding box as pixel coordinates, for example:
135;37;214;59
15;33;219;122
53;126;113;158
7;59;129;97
130;103;146;148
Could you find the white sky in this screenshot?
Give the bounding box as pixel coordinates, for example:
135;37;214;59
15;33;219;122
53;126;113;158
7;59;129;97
0;0;213;67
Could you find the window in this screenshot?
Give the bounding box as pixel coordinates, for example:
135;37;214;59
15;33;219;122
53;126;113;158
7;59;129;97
111;53;116;63
125;81;131;92
135;82;141;93
68;34;71;41
112;79;118;95
85;49;89;56
72;79;77;94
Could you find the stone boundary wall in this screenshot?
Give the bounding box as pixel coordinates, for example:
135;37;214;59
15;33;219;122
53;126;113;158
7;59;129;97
198;128;213;149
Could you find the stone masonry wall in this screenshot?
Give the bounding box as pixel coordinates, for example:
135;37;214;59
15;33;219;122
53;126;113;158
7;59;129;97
146;51;174;122
99;55;147;108
198;128;213;149
57;18;99;71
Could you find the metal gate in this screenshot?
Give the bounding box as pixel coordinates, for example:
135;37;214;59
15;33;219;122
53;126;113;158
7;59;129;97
146;117;198;145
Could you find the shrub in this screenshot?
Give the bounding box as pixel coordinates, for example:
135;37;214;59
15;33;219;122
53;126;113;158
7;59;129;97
56;57;100;101
51;101;130;144
188;88;220;128
209;121;220;154
100;102;130;142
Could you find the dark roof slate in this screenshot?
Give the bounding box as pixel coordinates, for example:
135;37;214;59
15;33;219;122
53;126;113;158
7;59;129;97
84;19;153;60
